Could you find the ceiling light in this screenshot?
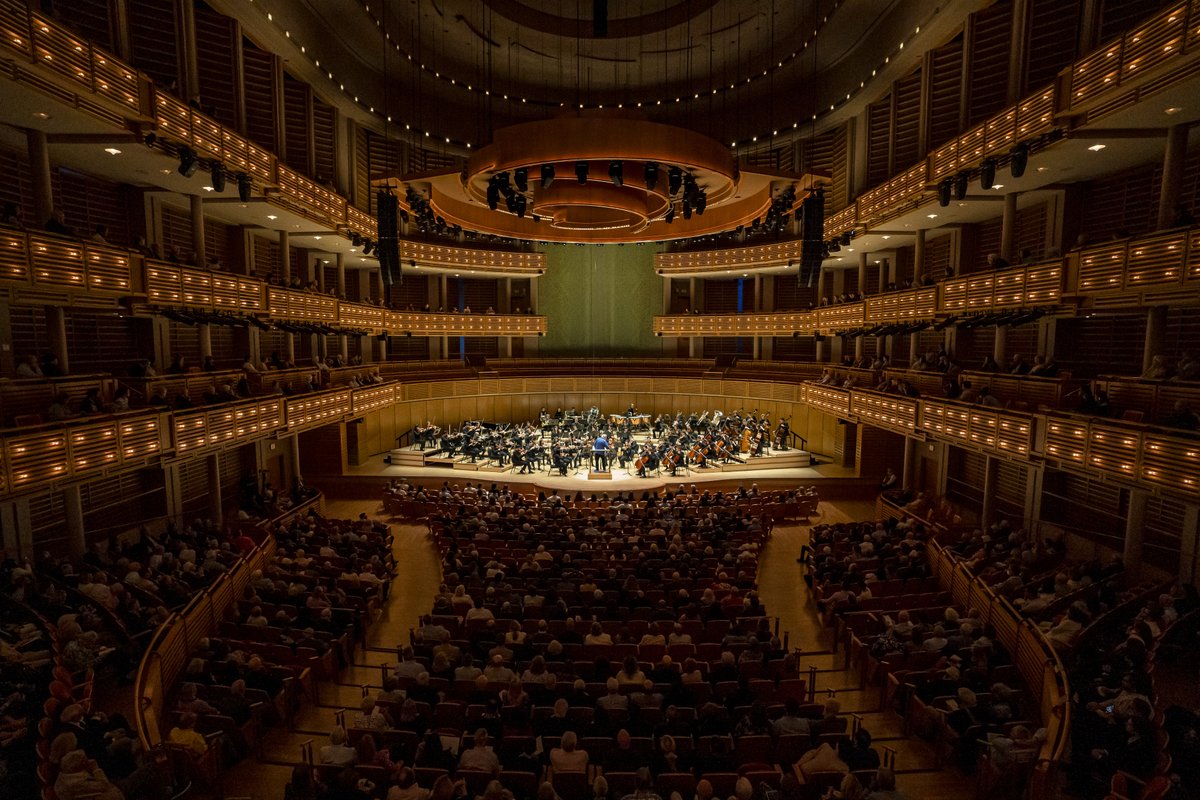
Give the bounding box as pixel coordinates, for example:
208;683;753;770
881;235;891;240
266;214;277;220
927;213;938;219
1088;144;1107;151
202;186;215;192
32;111;50;119
104;147;121;155
313;236;322;240
1164;106;1183;115
992;184;1004;190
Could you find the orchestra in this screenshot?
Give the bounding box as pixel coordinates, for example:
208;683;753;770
406;407;781;477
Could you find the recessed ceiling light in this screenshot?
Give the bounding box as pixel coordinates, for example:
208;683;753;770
349;248;357;253
266;214;277;220
881;235;891;240
160;168;172;174
847;248;854;252
1164;106;1183;115
927;214;938;219
1088;144;1107;151
992;184;1004;189
104;148;121;155
32;111;50;120
313;236;322;240
202;186;214;192
1036;166;1049;172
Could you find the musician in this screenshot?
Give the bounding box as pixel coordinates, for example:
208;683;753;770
626;403;637;418
775;418;790;450
592;432;610;472
552;444;569;476
636;446;659;477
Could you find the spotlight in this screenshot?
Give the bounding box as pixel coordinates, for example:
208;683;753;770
608;160;623;186
237;173;252;202
644;162;658;191
363;239;374;255
664;205;675;224
840;231;852;246
828;240;840;253
515;194;527;218
177;147;198;178
937;178;952;207
695;193;706;215
209;162;226;192
575;161;589;184
682;202;692;220
514;167;528;192
954;171;969;201
486;183;500;211
399;209;409;223
668;167;683;195
980;158;997;190
352;233;364;247
143;132;157;147
541;164;555;188
1010;142;1030;178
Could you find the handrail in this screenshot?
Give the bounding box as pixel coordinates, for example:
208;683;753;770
133;493;322;751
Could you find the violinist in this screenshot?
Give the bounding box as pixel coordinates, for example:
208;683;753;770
552;444;569;476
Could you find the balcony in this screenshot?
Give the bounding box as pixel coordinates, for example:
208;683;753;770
0;230;133;301
653;311;816;337
655;239;805;274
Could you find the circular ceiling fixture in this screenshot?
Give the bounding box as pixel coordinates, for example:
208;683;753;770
387;111;825;244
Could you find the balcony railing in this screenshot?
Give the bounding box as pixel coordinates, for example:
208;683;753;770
655;239;805;273
0;230;133;297
653;311;816;337
396;240;545;275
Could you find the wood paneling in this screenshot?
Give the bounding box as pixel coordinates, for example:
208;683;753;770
283;73;312;175
1026;0;1082;93
966;2;1014;127
892;67;923;172
1055;314;1146;377
194;2;239;129
241;39;277;153
927;36;964;151
313;99;338;185
129;0;179;89
866;97;893;189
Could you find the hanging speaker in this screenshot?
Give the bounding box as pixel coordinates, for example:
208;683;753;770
1010;142;1030;178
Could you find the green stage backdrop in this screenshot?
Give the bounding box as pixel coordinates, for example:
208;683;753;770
538;245;667;356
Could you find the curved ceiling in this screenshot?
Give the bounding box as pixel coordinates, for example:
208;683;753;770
223;0;982;154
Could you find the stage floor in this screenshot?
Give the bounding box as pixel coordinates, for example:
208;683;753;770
345;450;858;494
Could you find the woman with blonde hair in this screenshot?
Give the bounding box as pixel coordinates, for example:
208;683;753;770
549;730;589;772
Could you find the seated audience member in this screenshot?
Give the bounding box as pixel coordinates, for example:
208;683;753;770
458;728;500;774
549;731;588;773
167;712;208;755
319;726;357;766
1142;354;1171;380
54;750;125;800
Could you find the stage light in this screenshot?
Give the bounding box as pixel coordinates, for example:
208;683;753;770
609;160;623;186
840;231;852;246
575;161;589;184
828;239;840;253
237;173;252;202
665;204;675;224
210;162;226;192
177;147;198;177
668;167;683;195
541;164;555;188
954;171;969;200
981;158;997;190
937;178;952;207
515;195;527;218
695;193;706;215
513;167;528;192
1010;142;1030;178
352;233;364;247
486;183;500;211
644;162;658;191
363;239;374;254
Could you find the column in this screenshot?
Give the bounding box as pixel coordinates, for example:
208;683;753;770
26;129;54;225
111;0;133;60
198;323;212;360
0;301;13;375
162;463;184;526
335;252;346;297
1143;306;1167;373
662;275;673;314
1124;489;1148;573
177;0;200;100
1157;124;1189;230
207;453;223;522
524;276;540;357
288;433;302;486
1000;192;1019;262
46;306;69;374
689;337;703;358
993;325;1007;366
1038;317;1057;359
360;334;373;363
315;256;325;293
190;194;206;266
376;333;389;363
902;437;917;491
856;253;868;360
1007;0;1031;104
980;455;999;527
850;108;871;198
908;333;919;365
1024;465;1044;527
278;230;291;283
913;229;926;280
62;484;85;558
1179;504;1200;583
753;275;764;311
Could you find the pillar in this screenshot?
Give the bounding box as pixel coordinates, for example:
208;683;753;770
1157;124;1189;230
857;252;868;296
279;230;291;283
1037;317;1057;359
689;337;703;358
902;437;917;491
662;275;673;314
207;453;222;522
850;108;871;197
1007;0;1031;104
753;274;764;311
908;333;919;365
499;278;512;313
62;484;85;558
752;336;761;360
1143;306;1167;373
914;229;926;280
46;306;69;374
1124;489;1147;573
761;275;775;311
26;129;54;225
162;463;184;526
980;455;999;528
529;275;539;313
177;0;200;100
360;334;373;363
1179;504;1200;583
1000;192;1019;262
111;0;132;61
190;194;206;266
993;325;1007;366
689;278;703;313
335;252;346;297
198;323;212;360
376;334;388;363
288;433;302;486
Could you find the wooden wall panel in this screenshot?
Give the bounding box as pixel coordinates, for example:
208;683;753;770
966;2;1014;127
194;2;239;128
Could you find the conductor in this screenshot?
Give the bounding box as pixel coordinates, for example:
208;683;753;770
592;432;610;472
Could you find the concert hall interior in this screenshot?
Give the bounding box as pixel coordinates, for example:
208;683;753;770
3;2;1200;800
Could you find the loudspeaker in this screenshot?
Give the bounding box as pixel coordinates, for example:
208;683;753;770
376;191;402;287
